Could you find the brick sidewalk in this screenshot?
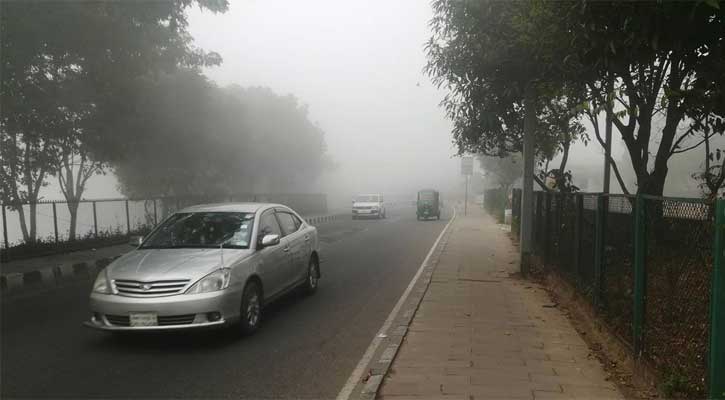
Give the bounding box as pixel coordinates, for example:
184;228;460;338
378;208;622;400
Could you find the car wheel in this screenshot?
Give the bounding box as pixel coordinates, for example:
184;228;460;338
239;280;262;335
304;256;320;295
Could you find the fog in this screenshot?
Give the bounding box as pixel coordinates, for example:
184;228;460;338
31;0;705;208
185;0;463;208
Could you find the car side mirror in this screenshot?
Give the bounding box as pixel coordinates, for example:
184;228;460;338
128;235;143;247
259;234;280;248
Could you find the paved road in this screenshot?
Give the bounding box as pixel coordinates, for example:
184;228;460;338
1;206;449;399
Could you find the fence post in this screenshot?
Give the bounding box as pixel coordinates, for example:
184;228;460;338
153;199;158;225
125;200;131;234
544;192;552;264
593;194;607;309
574;194;584;285
535;192;543;254
633;195;647;356
92;201;98;238
1;204;8;250
52;202;59;243
709;198;725;399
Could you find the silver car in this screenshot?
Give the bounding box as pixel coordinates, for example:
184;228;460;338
84;203;321;334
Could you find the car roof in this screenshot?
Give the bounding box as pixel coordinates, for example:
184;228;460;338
178;202;287;213
356;193;382;196
418;189;439;193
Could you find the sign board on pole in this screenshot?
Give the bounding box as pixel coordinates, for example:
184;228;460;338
461;157;473;175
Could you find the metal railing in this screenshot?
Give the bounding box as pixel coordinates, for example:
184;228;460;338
1;193;327;261
511;190;725;399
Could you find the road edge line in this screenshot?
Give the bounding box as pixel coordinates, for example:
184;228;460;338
336;206;458;400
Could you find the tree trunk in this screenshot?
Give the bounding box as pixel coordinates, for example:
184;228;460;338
15;204;30;242
28;202;37;242
68;201;79;241
556;140;570;193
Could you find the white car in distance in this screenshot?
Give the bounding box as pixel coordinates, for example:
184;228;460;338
352;194;386;219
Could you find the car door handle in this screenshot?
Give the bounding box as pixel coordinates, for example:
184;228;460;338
304;235;310;242
283;246;290;252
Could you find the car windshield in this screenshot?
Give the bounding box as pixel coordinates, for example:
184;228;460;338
355;195;379;202
141;212;254;249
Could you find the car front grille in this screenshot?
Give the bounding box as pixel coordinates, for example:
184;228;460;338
158;314;195;326
354;206;373;210
113;279;190;297
104;314;197;327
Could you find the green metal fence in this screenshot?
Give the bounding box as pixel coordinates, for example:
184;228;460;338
514;190;725;399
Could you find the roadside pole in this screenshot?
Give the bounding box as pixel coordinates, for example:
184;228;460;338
710;199;725;399
461;157;473;216
603;77;613;193
520;84;536;275
464;175;469;216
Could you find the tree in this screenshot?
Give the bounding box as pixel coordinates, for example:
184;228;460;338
112;71;330;199
561;0;725;196
425;0;582;268
0;0;228;242
479;154;522;195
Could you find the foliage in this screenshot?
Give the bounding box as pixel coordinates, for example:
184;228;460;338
561;1;725;195
0;0;228;241
479;154;521;192
112;71;329;198
425;0;584;158
427;0;725;197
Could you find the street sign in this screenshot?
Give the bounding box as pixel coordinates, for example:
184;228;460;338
461;157;473;175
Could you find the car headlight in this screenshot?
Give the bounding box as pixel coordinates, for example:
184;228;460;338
186;269;231;294
92;271;111;294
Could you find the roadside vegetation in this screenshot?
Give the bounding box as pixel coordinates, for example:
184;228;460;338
1;1;331;243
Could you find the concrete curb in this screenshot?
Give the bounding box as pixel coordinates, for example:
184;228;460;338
1;212;346;296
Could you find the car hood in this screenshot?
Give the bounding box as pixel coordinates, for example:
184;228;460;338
353;202;381;207
106;248;254;282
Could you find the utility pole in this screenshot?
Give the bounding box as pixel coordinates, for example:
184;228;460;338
464;175;469;215
461;157;473;216
603;76;613;193
520;84;536;274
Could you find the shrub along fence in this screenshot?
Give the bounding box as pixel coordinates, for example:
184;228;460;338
1;193;327;262
483;187;508;222
511;190;725;400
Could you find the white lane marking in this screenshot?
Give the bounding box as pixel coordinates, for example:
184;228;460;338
335;207;457;400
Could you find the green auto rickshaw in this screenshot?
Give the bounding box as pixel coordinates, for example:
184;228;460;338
417;189;441;220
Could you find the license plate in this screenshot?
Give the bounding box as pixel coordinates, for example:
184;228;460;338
130;313;158;327
358;210;370;214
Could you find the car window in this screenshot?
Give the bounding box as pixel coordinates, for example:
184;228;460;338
259;211;282;239
141;212;254;249
276;212;300;236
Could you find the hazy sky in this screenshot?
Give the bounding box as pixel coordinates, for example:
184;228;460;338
186;0;462;202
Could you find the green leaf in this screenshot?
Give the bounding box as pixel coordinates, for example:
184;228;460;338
703;0;720;9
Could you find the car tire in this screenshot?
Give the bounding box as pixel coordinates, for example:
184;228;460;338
239;280;262;335
303;256;320;295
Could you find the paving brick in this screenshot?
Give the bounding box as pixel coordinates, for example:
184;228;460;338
375;209;623;400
